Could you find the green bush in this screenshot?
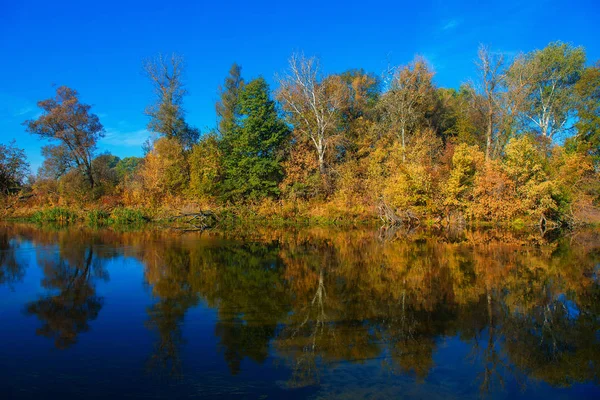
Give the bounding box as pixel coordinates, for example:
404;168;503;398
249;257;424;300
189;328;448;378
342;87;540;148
109;207;147;225
86;209;110;226
32;207;79;224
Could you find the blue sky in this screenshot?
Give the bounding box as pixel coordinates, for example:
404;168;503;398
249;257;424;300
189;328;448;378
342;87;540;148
1;0;599;172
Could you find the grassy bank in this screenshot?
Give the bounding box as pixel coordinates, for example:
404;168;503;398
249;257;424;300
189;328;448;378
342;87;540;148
5;202;598;232
14;206;150;227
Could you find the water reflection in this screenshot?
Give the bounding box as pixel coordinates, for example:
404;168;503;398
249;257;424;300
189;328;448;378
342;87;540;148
1;224;599;397
0;228;25;287
24;231;116;349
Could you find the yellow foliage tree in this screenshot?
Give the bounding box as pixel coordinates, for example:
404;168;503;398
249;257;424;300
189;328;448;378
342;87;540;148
444;143;485;211
139;137;189;204
188;133;222;200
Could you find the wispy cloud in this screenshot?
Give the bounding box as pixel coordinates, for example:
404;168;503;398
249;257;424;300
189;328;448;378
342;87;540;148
101;129;151;147
441;19;461;31
0;93;36;119
14;106;33;117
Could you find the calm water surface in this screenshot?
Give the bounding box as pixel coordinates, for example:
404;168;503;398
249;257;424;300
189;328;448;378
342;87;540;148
0;224;599;399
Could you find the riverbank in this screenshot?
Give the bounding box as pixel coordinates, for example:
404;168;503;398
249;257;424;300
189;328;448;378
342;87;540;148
2;203;378;229
3;202;600;233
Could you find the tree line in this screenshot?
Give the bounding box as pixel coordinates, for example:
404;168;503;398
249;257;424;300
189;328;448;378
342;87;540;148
2;41;599;225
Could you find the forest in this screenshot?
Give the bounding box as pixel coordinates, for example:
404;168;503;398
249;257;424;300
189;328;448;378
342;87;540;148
1;41;599;228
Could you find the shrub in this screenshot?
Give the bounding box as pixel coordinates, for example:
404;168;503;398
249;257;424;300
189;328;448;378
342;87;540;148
109;207;147;225
188;133;222;199
444;143;485;210
86;209;110;226
471;161;519;221
383;162;435;216
32;207;79;224
139;138;189;204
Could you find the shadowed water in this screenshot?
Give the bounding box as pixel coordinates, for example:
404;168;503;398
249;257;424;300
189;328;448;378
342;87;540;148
0;224;599;399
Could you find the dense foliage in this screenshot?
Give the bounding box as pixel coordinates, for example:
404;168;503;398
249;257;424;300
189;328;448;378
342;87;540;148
4;42;600;226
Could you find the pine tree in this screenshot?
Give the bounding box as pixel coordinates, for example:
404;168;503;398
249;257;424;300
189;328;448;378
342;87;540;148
216;63;244;139
220;77;290;201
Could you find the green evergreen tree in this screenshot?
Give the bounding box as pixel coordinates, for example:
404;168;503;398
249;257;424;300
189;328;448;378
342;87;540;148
220;77;290;201
216;63;244;139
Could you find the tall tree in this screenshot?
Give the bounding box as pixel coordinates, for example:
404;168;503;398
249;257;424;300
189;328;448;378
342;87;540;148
24;86;104;188
476;45;505;160
506;42;585;140
277;53;348;182
216;63;245;138
220;77;290;201
378;57;436;162
144;53;199;149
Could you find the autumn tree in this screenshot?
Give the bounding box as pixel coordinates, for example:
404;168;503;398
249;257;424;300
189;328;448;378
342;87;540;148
506;42;585;140
378;57;436;161
0;141;29;194
444;143;485;211
139;137;189;202
337;69;380;156
189;132;222;199
24;86;104;188
144;53;199;149
475;46;505;160
277;53;349;184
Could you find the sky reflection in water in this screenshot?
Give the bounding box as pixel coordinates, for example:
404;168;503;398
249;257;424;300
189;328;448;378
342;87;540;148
0;224;599;399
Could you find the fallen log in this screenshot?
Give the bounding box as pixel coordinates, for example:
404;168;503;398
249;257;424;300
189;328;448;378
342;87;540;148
170;210;218;231
377;200;420;227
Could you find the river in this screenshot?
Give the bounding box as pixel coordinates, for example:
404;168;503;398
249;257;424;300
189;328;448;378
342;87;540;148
0;224;598;399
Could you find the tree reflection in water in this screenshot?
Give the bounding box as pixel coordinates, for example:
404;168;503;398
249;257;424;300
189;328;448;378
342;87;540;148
0;226;26;288
24;230;111;349
7;224;599;394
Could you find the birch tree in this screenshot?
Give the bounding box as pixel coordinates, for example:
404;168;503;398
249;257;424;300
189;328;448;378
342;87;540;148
475;45;505;160
379;57;435;162
506;42;585;140
277;53;348;182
